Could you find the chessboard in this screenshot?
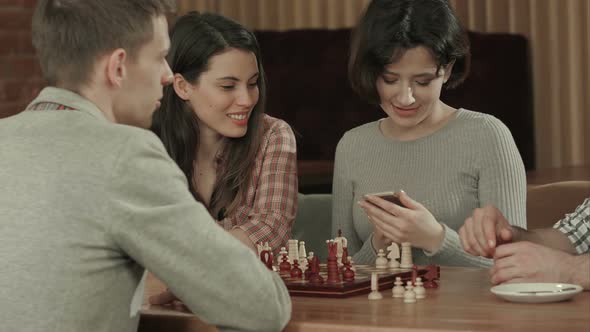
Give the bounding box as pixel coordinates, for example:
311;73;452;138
279;264;439;298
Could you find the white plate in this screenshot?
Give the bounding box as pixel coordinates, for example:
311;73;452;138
491;283;583;303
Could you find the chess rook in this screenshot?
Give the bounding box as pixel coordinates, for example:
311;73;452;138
400;242;413;269
326;240;341;283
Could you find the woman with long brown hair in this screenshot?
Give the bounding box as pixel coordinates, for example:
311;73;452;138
151;11;297;253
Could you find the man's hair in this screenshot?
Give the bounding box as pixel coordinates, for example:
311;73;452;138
349;0;470;104
32;0;175;87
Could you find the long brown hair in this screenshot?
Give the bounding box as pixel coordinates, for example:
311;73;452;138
151;12;265;218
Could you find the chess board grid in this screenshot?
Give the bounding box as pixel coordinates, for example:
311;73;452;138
280;264;430;298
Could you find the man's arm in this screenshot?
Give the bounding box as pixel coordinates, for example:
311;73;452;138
459;205;579;257
107;133;291;332
570;254;590;289
511;227;577;254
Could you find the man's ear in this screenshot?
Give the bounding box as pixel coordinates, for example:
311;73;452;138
173;73;192;100
106;49;127;88
443;60;455;84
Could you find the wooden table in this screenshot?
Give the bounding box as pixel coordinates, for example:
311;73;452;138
139;267;590;332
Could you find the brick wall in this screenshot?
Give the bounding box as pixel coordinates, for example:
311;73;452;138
0;0;43;118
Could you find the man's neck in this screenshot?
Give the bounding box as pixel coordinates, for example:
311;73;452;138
57;83;116;123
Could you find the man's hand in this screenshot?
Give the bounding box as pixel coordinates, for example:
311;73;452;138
490;241;576;285
149;289;190;311
459;205;515;258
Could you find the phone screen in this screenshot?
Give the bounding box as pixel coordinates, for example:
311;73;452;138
365;191;403;206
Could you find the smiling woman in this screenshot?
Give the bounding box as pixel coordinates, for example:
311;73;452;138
151;11;298;254
333;0;527;268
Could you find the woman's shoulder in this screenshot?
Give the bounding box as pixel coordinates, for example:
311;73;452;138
454;109;511;136
261;114;294;134
340;120;380;142
259;114;296;147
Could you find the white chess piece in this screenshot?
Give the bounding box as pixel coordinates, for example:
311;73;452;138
367;272;383;300
348;256;356;272
392;277;405;298
298;241;307;259
298;241;308;272
400;242;413;269
375;249;388;269
403;281;416;303
334;230;348;267
288;239;299;264
414;277;426;299
387;242;400;268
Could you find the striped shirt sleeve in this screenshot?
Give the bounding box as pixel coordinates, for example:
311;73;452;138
553;198;590;254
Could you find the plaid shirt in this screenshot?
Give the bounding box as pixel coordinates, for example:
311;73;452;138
554;198;590;254
27;102;74;111
218;115;298;254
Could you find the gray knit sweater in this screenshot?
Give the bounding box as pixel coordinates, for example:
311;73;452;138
0;87;291;332
331;109;527;267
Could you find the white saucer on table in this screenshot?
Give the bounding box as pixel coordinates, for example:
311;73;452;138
490;283;583;303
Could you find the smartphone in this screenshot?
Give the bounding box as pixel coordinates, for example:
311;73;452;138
363;191;403;206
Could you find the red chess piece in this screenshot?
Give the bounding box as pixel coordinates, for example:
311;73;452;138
342;262;355;282
423;265;440;289
290;259;303;279
341;247;349;265
308;254;323;283
309;270;324;284
279;254;291;274
304;263;313;280
326;240;341;283
259;249;273;271
411;264;418;284
340;247;350;273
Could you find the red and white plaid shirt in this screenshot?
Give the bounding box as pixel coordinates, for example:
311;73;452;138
218;115;298;254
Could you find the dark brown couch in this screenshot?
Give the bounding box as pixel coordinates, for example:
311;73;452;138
254;29;534;193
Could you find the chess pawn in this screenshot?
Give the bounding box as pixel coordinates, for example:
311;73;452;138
403;281;417;303
290;259;303;279
391;277;405;298
279;254;291;273
367;272;383;300
414;277;426;299
375;249;388;269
